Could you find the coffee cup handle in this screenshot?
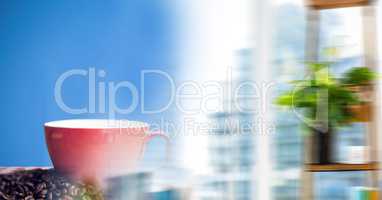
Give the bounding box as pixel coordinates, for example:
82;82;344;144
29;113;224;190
140;131;171;163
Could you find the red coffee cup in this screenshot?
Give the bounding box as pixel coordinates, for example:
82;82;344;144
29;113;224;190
44;119;169;182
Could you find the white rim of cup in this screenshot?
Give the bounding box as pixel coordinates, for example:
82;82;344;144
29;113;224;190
44;119;149;129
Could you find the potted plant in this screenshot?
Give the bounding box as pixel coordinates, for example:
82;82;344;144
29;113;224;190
275;62;377;164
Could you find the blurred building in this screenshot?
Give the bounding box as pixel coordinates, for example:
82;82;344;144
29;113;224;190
105;172;152;200
200;49;256;200
149;188;192;200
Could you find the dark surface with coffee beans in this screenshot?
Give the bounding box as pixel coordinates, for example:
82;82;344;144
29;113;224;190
0;169;104;200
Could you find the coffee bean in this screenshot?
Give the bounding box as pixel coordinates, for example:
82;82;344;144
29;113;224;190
35;183;45;193
0;169;104;200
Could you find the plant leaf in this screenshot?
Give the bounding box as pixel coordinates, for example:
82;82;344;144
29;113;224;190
342;67;377;85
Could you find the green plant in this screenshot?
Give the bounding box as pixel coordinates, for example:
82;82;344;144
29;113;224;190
342;67;378;85
275;62;377;127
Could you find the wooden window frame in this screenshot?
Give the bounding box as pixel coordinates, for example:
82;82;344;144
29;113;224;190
306;0;370;9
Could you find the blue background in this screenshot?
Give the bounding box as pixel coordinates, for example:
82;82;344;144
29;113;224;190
0;0;177;166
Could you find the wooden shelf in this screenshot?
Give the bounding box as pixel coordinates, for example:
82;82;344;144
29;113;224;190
307;0;370;9
302;3;379;199
305;162;379;172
